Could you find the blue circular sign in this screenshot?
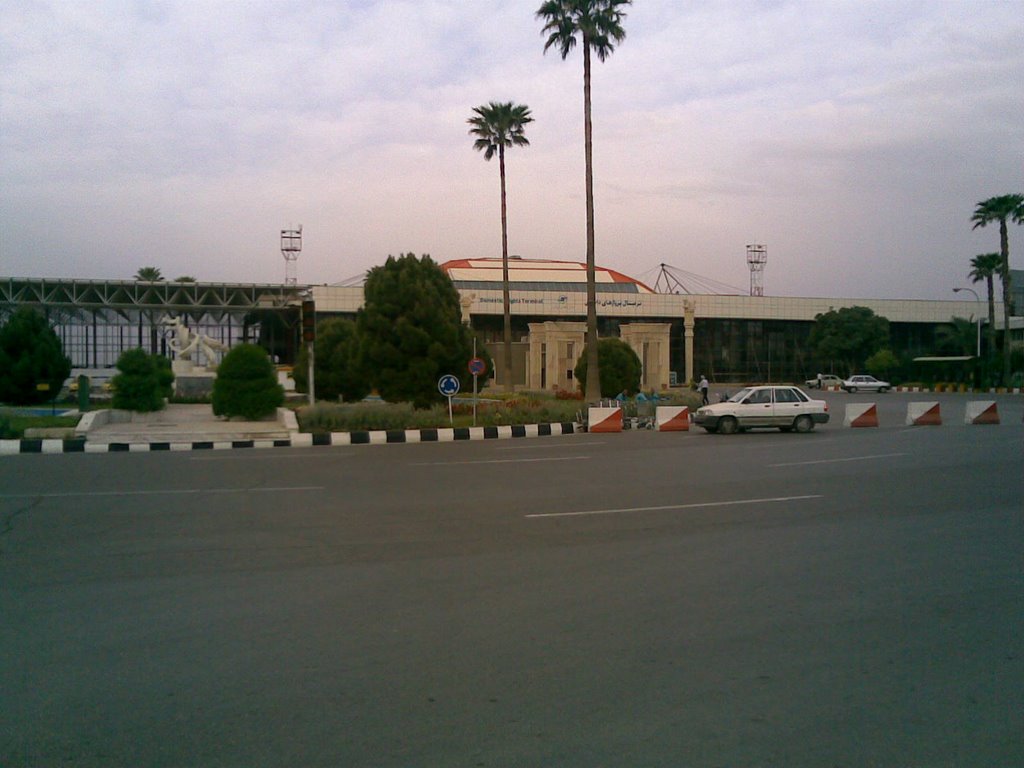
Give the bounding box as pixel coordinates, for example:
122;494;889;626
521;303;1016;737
468;357;486;376
438;374;460;397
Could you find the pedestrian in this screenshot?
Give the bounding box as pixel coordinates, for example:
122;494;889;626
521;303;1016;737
698;374;709;405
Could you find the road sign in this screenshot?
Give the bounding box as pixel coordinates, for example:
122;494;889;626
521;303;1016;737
468;357;486;376
438;374;460;397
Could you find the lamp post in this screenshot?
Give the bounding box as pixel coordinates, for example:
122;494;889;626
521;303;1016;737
952;287;981;358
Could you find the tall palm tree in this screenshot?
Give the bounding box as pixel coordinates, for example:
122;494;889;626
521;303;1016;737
537;0;630;402
971;194;1024;382
468;101;534;394
968;252;1001;359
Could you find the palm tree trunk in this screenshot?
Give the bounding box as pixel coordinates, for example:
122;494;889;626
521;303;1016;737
499;146;513;394
1000;219;1012;382
986;274;996;360
582;38;600;402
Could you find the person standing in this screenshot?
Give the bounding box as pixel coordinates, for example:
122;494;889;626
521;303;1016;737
698;375;710;405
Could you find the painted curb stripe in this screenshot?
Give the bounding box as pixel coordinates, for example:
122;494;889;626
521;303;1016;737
1;423;582;455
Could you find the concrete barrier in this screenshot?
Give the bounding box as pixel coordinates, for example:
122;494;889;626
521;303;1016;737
588;406;623;433
655;405;690;432
844;403;879;428
964;401;1000;425
906;402;942;426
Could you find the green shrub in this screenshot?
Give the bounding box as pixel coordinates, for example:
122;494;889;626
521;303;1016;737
111;349;169;412
574;338;642;398
212;344;284;420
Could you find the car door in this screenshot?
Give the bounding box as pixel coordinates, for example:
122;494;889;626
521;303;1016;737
772;387;805;425
737;388;774;427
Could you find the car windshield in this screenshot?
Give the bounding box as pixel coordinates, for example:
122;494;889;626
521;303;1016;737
727;388;753;403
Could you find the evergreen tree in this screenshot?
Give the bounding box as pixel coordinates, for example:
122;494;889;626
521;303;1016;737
0;307;72;405
357;254;481;408
293;317;369;402
809;306;890;375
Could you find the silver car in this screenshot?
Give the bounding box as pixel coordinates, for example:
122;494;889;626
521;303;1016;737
841;374;890;393
692;385;830;434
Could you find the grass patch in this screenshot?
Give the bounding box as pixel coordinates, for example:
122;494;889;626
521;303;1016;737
0;410;81;439
297;394;587;433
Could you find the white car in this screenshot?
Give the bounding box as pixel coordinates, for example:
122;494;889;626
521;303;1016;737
805;374;843;389
692;385;830;434
841;374;890;393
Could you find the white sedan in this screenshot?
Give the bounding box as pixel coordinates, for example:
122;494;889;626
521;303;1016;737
692;385;830;434
841;375;891;393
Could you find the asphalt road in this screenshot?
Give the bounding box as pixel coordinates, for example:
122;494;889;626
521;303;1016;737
2;393;1022;767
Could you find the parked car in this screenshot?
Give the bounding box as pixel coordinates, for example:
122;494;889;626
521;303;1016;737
692;385;829;434
805;374;843;389
841;374;891;393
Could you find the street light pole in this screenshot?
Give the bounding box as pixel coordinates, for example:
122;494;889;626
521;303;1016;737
953;287;981;358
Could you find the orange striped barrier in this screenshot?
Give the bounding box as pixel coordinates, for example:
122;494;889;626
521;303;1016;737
906;402;941;426
655;405;690;431
588;406;623;433
964;401;1000;425
844;403;879;427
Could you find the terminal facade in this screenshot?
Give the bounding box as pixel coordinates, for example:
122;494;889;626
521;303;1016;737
2;259;1016;389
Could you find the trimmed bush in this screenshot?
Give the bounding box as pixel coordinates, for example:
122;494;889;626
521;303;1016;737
111;349;169;412
574;338;642;398
212;344;284;420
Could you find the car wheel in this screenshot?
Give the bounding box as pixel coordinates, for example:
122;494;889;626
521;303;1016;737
717;416;739;435
879;387;888;393
848;386;858;393
794;415;814;433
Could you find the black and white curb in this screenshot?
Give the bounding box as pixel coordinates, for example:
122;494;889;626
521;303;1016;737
0;423;582;455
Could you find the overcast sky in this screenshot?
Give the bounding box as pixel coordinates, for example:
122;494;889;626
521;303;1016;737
1;0;1022;300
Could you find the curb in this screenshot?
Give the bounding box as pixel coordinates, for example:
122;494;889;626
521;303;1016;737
0;422;582;455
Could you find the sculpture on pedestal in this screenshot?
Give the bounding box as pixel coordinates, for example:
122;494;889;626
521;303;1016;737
165;316;228;372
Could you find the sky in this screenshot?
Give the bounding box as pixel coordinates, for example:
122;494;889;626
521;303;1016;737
1;0;1022;301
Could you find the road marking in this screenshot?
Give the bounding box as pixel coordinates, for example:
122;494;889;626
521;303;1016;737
412;456;590;467
768;452;907;467
496;441;606;450
525;494;824;519
0;486;324;499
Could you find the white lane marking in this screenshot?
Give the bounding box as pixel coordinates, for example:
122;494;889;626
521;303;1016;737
768;452;907;467
526;494;824;519
496;441;606;450
412;456;590;467
0;486;324;499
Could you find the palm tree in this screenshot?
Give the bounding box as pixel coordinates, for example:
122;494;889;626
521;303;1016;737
134;266;163;282
468;101;534;394
537;0;630;402
968;252;1001;360
971;194;1024;382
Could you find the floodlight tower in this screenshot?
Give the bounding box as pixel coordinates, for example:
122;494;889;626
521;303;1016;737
746;243;767;297
281;225;302;285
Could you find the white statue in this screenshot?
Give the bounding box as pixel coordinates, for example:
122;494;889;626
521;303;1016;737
164;316;227;370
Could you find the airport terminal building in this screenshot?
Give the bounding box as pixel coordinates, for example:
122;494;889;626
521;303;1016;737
2;259;1017;389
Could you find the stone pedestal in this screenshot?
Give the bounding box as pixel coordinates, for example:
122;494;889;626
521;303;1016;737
172;359;195;375
175;372;216;398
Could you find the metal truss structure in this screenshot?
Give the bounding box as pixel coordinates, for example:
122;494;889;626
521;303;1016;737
0;278;309;368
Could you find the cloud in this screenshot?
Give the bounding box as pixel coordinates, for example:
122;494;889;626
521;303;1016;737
1;0;1022;299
